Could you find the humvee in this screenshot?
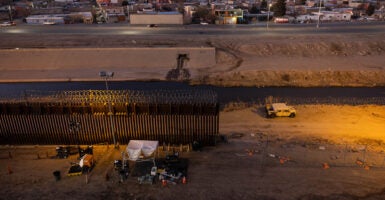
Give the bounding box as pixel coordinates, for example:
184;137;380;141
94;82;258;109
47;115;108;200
265;103;296;118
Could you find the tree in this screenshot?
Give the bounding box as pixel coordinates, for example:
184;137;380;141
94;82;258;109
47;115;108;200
176;0;185;14
192;6;216;23
366;4;375;16
272;0;286;17
250;5;260;14
260;0;267;11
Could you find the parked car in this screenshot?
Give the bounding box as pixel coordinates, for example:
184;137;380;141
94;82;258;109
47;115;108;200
0;21;16;27
43;21;57;25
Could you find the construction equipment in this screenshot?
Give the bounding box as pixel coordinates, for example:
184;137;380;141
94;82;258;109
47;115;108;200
265;96;296;118
80;154;95;170
166;54;190;81
56;146;79;159
67;154;95;176
79;146;93;158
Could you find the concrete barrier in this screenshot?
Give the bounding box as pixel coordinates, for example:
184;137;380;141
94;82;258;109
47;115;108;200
0;47;215;82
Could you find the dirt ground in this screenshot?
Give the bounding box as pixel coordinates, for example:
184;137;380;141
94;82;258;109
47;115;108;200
1;27;385;199
1;32;385;86
1;105;385;200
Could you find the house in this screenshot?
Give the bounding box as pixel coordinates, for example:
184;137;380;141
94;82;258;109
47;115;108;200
296;14;320;23
349;0;366;8
319;11;351;21
104;6;126;22
26;12;93;24
372;7;385;20
214;9;243;24
25;14;65;24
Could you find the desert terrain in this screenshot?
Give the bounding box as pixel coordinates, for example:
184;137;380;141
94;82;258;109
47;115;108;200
1;26;385;199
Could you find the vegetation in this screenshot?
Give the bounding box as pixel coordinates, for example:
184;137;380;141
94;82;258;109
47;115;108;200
250;5;260;14
192;6;216;23
260;0;268;11
272;0;286;17
366;4;375;16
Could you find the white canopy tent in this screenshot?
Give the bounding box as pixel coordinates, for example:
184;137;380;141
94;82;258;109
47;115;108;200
126;140;159;161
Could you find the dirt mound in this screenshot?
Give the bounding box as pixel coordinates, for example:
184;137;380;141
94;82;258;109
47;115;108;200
192;34;385;87
1;33;384;87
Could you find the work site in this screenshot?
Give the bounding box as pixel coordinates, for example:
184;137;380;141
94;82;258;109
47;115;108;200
1;27;385;199
1;94;385;199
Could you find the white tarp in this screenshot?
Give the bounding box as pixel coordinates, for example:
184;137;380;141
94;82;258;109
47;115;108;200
126;140;158;161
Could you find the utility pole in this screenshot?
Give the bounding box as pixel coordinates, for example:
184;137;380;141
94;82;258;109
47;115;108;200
317;0;322;28
267;3;272;29
8;1;13;23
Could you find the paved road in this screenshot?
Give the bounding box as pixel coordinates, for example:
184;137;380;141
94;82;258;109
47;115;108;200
2;21;385;36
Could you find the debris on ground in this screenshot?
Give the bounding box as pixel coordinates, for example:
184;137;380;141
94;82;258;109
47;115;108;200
230;133;244;139
55;146;79;159
356;159;371;170
322;163;330;169
138;174;154;185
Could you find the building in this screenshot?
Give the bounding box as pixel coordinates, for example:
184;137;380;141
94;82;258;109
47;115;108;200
130;11;183;24
25;15;65;24
214;9;243;24
26;12;93;24
319;11;351;21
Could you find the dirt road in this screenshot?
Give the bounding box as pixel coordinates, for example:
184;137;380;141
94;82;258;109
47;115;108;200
1;105;385;200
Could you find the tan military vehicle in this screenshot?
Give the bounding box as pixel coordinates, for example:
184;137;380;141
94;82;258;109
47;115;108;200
265;103;296;118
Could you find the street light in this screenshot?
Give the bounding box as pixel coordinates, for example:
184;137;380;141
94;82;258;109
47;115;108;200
267;3;272;29
317;0;322;28
99;71;117;149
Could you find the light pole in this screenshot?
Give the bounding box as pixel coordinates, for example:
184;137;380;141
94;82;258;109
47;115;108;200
267;3;272;29
316;0;322;28
99;71;117;149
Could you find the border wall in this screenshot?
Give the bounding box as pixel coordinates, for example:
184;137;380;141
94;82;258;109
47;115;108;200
0;90;219;146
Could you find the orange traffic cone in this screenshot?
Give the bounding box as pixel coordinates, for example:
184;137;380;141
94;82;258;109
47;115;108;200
182;176;187;184
162;179;167;187
322;163;330;169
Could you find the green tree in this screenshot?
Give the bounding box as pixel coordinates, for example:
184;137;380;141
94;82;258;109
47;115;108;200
272;0;286;17
366;4;375;16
